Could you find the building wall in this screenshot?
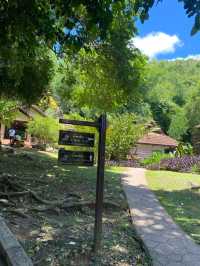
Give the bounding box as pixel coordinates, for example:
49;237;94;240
131;144;168;160
0;107;44;147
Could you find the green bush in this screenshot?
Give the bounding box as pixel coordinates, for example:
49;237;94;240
175;143;193;157
28;117;59;147
191;164;200;174
0;99;17;126
141;152;174;166
106;114;145;160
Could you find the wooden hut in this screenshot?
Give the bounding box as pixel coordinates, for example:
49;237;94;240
131;131;178;160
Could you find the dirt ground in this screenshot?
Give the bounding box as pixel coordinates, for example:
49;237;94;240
0;149;151;265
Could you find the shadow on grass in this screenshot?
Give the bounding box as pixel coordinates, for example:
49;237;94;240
0;150;152;265
151;188;200;244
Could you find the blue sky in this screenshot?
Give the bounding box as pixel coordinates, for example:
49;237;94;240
132;1;200;60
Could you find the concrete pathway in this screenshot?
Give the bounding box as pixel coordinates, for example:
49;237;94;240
122;168;200;266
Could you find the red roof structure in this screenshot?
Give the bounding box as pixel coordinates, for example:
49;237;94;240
137;132;178;147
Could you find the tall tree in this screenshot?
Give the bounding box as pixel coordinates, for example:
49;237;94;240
143;59;200;136
168;108;188;140
0;0;139;103
52;7;147;113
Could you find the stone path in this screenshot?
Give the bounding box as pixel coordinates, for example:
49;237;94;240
122;168;200;266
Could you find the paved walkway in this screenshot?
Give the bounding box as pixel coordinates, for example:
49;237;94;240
122;168;200;266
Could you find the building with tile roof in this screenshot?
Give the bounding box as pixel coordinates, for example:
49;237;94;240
131;131;178;160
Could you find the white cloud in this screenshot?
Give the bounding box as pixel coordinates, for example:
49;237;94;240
130;32;183;59
169;54;200;61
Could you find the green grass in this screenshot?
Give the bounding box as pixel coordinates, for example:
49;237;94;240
0;149;151;266
146;170;200;244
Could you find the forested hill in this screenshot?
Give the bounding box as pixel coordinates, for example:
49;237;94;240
144;59;200;142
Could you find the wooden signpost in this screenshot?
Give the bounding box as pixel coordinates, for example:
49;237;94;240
58;149;94;166
59;131;95;147
59;114;106;254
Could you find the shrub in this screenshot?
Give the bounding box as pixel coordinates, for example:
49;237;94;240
142;152;173;167
106;114;145;161
28;117;59;147
175;143;193;157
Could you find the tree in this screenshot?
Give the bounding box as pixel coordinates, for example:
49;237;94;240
134;0;200;35
53;46;146;113
168;108;189;140
27;117;59;148
0;0;139;102
106;114;145;160
143;59;200;139
52;6;147;114
0;100;17;126
0;46;56;104
185;89;200;129
1;1;199;103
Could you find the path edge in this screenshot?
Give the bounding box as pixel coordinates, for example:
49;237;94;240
0;216;33;266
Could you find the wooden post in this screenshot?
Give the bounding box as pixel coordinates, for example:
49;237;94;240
59;115;107;254
93;114;106;254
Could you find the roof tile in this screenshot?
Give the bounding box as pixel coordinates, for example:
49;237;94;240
137;132;178;147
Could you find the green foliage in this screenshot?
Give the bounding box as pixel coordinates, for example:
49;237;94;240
1;0;137;52
0;0;140;102
144;59;200;141
53;40;146;113
142;152;174;166
168;108;188;140
150;101;176;133
0;99;17;126
27;117;59;145
0;47;56;103
185;88;200;129
106;114;145;160
1;0;199;103
191;164;200;174
175;143;193;157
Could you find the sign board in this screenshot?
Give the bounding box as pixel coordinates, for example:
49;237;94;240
58;149;94;166
59;130;95;147
59;115;106;254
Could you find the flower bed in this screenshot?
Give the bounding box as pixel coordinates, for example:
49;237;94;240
148;156;200;172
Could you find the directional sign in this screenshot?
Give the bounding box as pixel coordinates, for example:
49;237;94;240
59;115;106;253
58;149;94;166
59;130;95;147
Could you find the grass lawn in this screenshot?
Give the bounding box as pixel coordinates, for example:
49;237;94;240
146;170;200;244
0;148;151;266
